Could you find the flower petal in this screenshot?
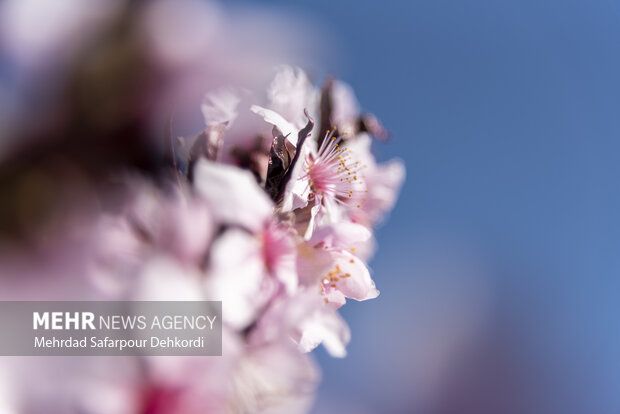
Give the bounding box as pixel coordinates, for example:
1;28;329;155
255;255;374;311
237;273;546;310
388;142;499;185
250;104;297;146
193;159;273;233
323;251;379;302
266;65;318;130
205;229;276;329
298;304;350;357
309;221;371;251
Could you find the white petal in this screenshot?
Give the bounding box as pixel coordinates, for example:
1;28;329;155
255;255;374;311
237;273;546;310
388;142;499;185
303;197;322;240
281;177;311;213
332;251;379;301
281;143;313;213
205;229;275;329
250;104;298;146
298;306;351;357
310;221;374;260
267;65;318;130
193;159;273;233
331;80;360;131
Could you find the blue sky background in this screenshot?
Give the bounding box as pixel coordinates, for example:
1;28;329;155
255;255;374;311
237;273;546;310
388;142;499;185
235;1;620;412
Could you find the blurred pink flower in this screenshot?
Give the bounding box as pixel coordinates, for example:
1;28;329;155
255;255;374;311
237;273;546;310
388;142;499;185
250;287;351;357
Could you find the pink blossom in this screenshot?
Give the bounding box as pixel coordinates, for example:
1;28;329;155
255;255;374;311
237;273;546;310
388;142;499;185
345;133;406;225
0;6;403;412
303;130;367;208
297;222;379;307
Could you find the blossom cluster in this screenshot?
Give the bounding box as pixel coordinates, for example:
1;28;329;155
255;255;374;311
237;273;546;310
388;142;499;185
94;66;403;412
0;1;403;412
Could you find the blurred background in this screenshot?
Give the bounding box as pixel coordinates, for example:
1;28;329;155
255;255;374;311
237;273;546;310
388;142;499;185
227;0;620;413
2;0;620;413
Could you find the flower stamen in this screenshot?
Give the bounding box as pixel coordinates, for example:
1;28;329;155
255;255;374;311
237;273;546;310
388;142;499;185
302;130;365;205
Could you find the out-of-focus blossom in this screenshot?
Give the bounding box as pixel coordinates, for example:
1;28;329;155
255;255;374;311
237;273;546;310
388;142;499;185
231;341;319;414
266;65;319;132
346;133;406;225
206;228;280;329
193;159;273;233
201;89;243;127
250;287;351;357
330;81;361;135
0;0;122;71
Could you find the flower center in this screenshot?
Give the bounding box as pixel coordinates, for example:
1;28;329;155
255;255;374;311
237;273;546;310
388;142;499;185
304;131;364;204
